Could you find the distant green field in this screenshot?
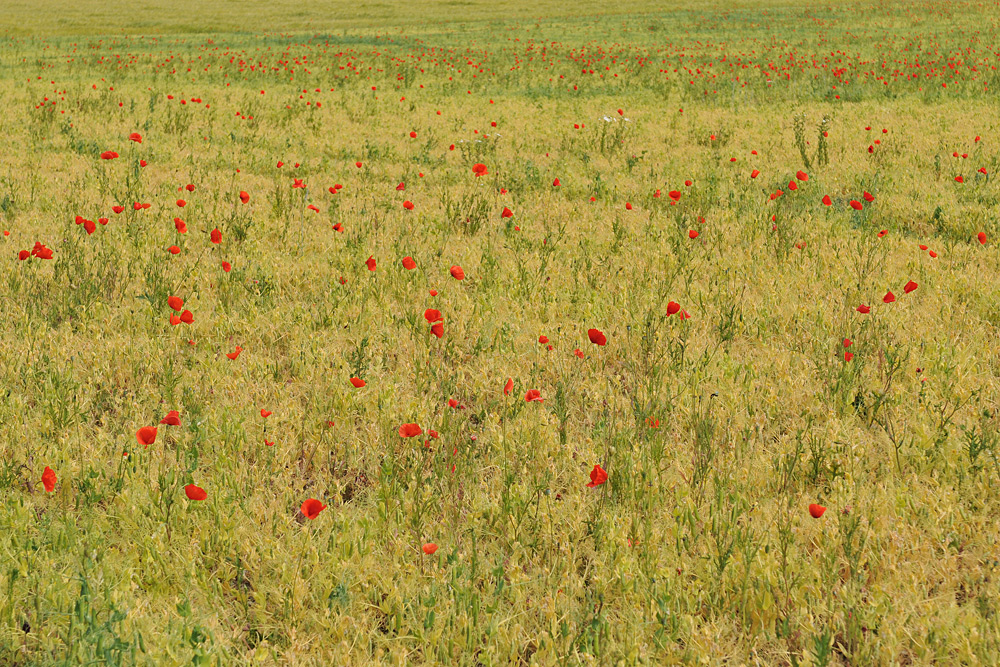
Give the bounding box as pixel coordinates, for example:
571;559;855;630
1;0;659;35
1;0;999;664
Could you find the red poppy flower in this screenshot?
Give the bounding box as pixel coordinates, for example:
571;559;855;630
524;389;543;402
750;170;760;179
42;466;57;493
552;178;561;187
472;163;488;177
849;200;863;211
883;291;896;303
174;217;187;233
100;150;119;160
666;301;680;315
129;132;142;143
863;191;875;202
403;200;414;210
808;504;826;518
857;304;870;314
260;409;272;418
668;190;681;202
180;310;193;324
689;230;699;239
160;410;181;426
796;170;808;181
226;346;242;359
239;191;250;204
399;423;423;438
450;265;465;280
588;328;607;346
587;464;608;487
365;255;376;271
185;484;207;501
402;256;417;270
396;182;405;191
210;228;221;244
504;378;513;396
430;323;444;338
422;543;438;555
222;261;232;272
501;207;513;218
424;308;443;323
538;335;549;344
904;280;918;294
350;377;366;388
176;199;186;208
845;351;854;362
978;232;987;245
136;426;158;447
301;498;326;519
31;242;54;259
168;296;184;311
112;205;124;214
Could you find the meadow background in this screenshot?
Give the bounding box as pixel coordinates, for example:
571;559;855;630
1;0;999;664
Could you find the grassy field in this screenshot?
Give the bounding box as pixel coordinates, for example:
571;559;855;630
2;0;1000;664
